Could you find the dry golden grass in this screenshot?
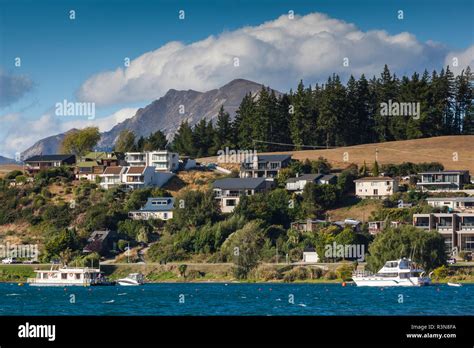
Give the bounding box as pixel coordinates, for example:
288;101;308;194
199;136;474;172
327;201;382;222
163;169;226;196
0;164;23;178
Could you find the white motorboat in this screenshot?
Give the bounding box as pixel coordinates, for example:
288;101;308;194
117;273;144;286
27;264;113;286
447;282;462;287
352;258;431;287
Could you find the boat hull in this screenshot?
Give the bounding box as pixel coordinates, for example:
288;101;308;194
353;277;431;287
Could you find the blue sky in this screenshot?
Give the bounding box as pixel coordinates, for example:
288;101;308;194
0;0;473;157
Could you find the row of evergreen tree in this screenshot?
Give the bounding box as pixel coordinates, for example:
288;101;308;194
170;65;473;156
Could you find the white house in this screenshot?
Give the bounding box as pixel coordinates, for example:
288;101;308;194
99;166;174;190
302;251;319;263
354;177;399;199
426;197;474;212
128;197;175;220
286;173;337;193
125;150;179;172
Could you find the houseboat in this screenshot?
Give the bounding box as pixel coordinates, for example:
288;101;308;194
27;265;113;286
352;258;431;287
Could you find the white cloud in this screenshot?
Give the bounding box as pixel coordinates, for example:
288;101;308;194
76;12;450;107
444;45;474;75
0;107;138;157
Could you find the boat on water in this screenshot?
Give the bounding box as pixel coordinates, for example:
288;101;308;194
27;264;114;287
447;282;462;287
117;273;144;286
352;258;431;287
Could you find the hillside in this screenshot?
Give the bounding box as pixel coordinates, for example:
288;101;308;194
199;136;474;173
21;79;272;157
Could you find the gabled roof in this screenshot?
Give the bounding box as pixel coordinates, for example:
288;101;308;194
25;154;75;162
213;177;267;190
103;166;123;175
125;166;146;175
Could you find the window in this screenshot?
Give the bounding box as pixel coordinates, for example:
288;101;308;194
226;199;237;206
62;273;67;279
373;189;378;195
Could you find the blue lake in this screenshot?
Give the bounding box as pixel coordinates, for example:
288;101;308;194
0;283;473;316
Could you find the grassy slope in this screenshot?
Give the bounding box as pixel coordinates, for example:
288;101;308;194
198;135;474;173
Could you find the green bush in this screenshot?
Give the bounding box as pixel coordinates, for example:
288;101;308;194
335;263;354;281
432;265;449;280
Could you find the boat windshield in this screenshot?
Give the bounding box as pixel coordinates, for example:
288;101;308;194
384;261;399;268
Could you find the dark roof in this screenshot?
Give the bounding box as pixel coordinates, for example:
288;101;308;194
135;197;175;212
419;170;469;175
256;154;292;162
320;174;337;181
213;177;267;190
87;230;114;243
103;166;123;175
25;154;75;162
126;166;146;174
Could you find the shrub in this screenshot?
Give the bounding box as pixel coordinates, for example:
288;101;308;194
283;266;310;282
312;267;323;279
336;263;354;281
255;264;279;281
324;270;337;280
432;265;449;280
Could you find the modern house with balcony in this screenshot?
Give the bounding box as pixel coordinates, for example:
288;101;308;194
125;150;179;172
413;213;474;252
213;177;273;213
239;154;292;179
286;173;337;193
128;197;175;220
99;166;126;190
122;166;155;190
354;177;399;199
24;154;76;174
426;197;474;212
416;170;470;192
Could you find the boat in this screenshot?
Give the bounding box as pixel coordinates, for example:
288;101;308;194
447;282;462;287
27;264;114;287
117;273;144;286
352;258;431;287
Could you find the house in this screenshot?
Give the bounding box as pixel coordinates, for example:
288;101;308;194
76;151;119;180
239;154;292;178
98;166;174;190
99;166;125;189
368;220;403;235
128;197;175;220
213;177;273;213
354;177;399;199
122;166;156;190
24;154;76;174
416;170;470;192
286;173;337;193
426;197;474;212
290;218;361;232
125;150;179;172
83;230;118;255
413;213;474;252
302;249;320;263
290;219;329;232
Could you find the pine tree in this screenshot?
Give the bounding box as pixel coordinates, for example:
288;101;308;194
212;106;233;153
172;121;195;156
233;93;256;150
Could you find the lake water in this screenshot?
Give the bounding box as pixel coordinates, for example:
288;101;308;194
1;283;473;316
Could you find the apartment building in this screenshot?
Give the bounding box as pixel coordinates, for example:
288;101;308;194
413;213;474;252
426;197;474;212
416;170;470;192
125;150;179;172
239;154;292;178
